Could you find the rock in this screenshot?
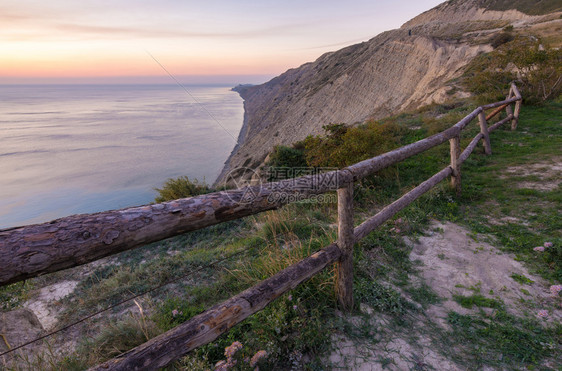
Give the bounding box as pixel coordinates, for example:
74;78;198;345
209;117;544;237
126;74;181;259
0;308;44;353
24;280;78;331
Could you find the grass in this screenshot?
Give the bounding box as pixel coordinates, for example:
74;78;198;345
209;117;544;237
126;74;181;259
0;281;34;311
479;0;562;15
453;293;503;309
511;273;534;285
458;100;562;282
445;310;561;368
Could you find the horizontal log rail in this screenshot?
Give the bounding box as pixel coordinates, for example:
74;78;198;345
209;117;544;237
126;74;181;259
91;243;342;370
1;84;522;370
0;171;352;286
354;166;453;241
489;114;514;132
486;103;509;121
459;133;484;164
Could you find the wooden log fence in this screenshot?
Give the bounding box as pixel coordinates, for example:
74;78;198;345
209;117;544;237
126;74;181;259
0;84;522;370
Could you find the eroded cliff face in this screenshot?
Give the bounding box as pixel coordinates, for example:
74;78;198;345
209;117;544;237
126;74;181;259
215;0;559;186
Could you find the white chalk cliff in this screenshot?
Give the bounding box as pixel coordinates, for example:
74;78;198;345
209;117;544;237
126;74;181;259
216;0;561;185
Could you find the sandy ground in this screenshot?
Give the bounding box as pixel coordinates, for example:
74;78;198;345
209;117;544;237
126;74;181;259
502;158;562;191
329;220;561;370
411;221;561;325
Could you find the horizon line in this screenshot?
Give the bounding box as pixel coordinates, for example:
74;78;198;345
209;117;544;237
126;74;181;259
0;74;275;85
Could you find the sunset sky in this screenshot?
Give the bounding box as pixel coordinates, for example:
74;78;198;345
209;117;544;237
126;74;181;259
2;0;443;84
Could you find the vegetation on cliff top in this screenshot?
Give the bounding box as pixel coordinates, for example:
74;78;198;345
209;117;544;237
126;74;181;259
463;35;562;104
477;0;562;15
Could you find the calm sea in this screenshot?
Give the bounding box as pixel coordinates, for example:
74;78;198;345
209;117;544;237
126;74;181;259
0;84;243;229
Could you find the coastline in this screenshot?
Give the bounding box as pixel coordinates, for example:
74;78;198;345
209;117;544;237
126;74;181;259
213;85;253;187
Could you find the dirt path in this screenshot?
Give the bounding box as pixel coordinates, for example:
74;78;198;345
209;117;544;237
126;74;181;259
330;220;561;370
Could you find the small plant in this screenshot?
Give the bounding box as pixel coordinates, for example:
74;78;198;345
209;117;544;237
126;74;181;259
405;283;441;308
77;304;161;364
154;176;211;202
0;281;33;311
489;32;514;48
510;273;534;285
214;341;268;370
355;279;415;315
453;294;503;309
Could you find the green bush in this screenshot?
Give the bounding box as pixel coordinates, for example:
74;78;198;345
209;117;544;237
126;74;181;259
489;32;514;48
267;145;307;169
264;145;308;181
154;176;211;202
303;121;404;168
463;36;562;105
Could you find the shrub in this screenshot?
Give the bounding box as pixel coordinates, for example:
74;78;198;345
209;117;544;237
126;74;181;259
267;145;307;169
154;176;211;202
489;32;514;48
303;121;404;168
463;36;562;105
265;145;308;181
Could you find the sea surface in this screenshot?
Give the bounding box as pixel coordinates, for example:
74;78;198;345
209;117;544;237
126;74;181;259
0;84;243;229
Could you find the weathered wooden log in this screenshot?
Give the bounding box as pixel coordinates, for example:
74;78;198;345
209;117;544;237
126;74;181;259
458;133;484;164
481;96;519;110
485;103;509;121
478;112;492;155
0;171;352;286
510;82;522;100
449;136;462;195
488;114;514;132
505;93;514;125
506;101;513;118
354;167;453;241
89;243;342;371
336;183;354;311
512;98;521;130
510;82;522;131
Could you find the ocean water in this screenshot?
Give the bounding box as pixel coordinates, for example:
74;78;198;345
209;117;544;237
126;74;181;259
0;84;243;229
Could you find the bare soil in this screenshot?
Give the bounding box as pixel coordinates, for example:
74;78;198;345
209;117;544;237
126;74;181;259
330;220;561;370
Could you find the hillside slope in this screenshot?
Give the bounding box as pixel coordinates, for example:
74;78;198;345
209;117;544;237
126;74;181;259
216;0;561;186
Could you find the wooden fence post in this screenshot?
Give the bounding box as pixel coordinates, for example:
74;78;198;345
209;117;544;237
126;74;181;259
512;99;521;131
478;112;492;155
506;102;513;120
336;182;354;311
449;136;461;196
511;83;522;131
505;89;514;118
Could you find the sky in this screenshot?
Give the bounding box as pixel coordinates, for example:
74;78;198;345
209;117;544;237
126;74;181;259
1;0;444;84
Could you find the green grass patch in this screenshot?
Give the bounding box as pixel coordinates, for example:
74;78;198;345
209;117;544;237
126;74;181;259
510;273;534;285
453;294;503;309
446;310;561;368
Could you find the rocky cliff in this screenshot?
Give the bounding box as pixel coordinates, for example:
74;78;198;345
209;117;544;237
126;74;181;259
216;0;561;186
